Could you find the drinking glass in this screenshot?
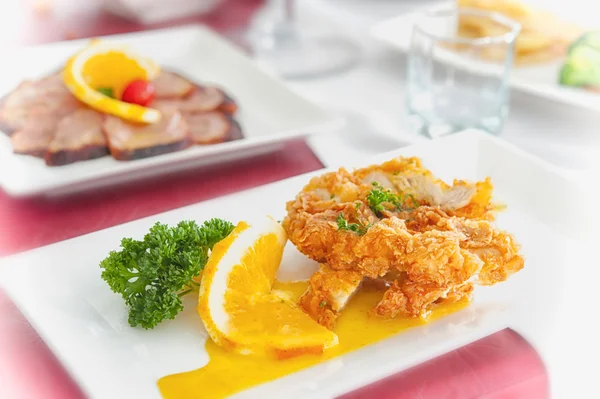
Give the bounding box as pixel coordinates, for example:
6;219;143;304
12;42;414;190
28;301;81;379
406;8;521;138
238;0;361;79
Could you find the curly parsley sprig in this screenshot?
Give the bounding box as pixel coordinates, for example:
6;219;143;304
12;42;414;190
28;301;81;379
367;182;417;217
100;219;235;329
336;213;370;236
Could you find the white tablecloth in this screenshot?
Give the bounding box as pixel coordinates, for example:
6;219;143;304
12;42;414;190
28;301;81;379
285;1;600;398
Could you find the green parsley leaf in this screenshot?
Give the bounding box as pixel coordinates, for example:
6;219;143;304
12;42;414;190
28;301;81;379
96;87;114;98
336;213;370;236
100;218;235;329
367;182;417;216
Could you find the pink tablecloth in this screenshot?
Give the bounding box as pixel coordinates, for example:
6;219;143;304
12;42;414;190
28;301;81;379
0;1;548;398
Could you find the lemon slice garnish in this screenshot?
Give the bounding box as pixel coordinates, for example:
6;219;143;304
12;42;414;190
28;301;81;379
63;40;161;123
198;217;338;359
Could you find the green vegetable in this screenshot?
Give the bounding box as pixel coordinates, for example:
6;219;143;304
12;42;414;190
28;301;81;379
568;31;600;55
336;213;370;236
100;219;235;329
96;87;114;98
366;182;417;217
560;35;600;87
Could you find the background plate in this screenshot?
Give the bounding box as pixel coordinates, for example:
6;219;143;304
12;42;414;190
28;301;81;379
370;5;600;113
0;25;342;197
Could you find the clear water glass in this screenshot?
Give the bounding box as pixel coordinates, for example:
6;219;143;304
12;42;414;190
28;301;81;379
406;8;521;138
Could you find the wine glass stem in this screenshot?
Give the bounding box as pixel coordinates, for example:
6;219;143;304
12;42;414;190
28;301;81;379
283;0;295;24
261;0;297;40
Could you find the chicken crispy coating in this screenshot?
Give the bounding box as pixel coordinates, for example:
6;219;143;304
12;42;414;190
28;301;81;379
298;264;364;330
283;157;524;328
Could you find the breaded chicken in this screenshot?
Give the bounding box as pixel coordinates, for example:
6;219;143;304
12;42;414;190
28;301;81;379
283;156;524;328
299;264;364;330
284;157;495;270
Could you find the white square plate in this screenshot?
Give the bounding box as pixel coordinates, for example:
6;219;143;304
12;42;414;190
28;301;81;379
371;5;600;113
0;131;585;399
0;25;342;197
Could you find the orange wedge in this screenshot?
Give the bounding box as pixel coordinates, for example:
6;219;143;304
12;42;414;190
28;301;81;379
63;39;161;123
198;217;338;359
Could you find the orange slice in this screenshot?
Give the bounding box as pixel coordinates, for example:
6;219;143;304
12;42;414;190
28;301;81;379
198;217;338;359
63;40;161;123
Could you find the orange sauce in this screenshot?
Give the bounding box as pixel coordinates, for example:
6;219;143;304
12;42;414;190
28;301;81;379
158;281;468;399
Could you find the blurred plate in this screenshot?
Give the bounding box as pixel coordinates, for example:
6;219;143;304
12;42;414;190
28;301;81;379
371;5;600;113
0;25;342;197
99;0;224;24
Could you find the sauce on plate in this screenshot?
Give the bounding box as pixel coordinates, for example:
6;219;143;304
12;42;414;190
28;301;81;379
158;281;468;399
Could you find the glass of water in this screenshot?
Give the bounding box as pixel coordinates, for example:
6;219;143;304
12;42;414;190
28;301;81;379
406;8;521;138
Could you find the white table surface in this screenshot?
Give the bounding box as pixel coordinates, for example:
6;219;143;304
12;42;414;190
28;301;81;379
284;1;600;398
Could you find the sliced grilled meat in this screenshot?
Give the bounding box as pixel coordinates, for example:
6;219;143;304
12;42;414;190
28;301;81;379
219;92;238;115
10;113;64;157
3;69;242;165
45;108;108;166
152;71;195;98
103;109;191;160
0;81;37;134
0;74;81;135
152;71;237;113
185;111;243;144
153;86;238;115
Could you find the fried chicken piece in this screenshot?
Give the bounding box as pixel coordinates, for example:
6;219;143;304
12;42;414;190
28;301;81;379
284;156;524;328
403;207;524;285
439;283;475;305
374;279;476;319
301;213;522;324
354;156;494;219
285;199;377;271
360;212;522;319
299;264;364;330
371;239;484;319
355;218;485;319
283;157;495;270
470;230;524;285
